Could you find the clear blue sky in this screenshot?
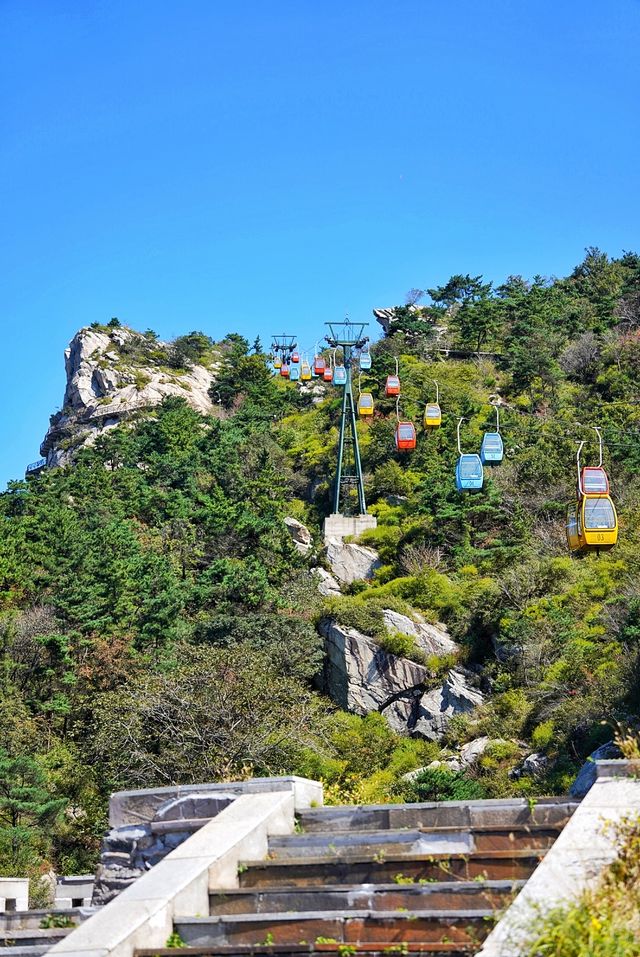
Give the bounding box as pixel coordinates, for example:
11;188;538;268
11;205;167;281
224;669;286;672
1;0;639;487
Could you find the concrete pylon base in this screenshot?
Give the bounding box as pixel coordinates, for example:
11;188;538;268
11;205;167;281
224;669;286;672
323;513;377;542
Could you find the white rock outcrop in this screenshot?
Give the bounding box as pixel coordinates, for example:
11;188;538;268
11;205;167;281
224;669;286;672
41;326;219;466
284;517;313;555
382;609;459;658
325;538;381;584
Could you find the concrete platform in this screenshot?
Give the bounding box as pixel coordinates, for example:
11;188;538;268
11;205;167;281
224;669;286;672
322;514;377;541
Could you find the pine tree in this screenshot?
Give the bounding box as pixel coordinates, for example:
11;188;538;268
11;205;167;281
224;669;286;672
0;750;66;871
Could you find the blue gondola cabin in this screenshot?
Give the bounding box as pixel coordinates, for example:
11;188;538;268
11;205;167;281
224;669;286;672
456;454;484;491
480;432;504;464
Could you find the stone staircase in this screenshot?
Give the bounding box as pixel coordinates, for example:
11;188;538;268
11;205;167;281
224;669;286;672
134;797;577;957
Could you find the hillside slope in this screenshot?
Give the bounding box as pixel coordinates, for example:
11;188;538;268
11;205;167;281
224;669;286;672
2;247;640;896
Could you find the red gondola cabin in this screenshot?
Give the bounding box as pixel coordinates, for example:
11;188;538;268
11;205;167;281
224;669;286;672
395;421;416;451
314;356;326;376
385;375;401;397
580;466;609;495
291;352;300;363
280;363;290;378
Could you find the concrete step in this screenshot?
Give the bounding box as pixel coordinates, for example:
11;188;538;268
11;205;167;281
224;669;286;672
0;927;72;947
0;909;84;932
173;910;495;948
238;850;544;888
137;943;477;956
0;947;52;957
267;826;559;860
296;799;578;834
210;879;523;915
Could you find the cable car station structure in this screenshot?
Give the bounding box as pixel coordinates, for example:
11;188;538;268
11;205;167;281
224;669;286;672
323;320;378;540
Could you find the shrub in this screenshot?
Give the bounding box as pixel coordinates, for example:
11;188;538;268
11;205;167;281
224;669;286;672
531;720;555;751
400;766;486;803
377;630;425;665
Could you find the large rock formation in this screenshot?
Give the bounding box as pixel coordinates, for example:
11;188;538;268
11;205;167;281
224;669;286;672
414;669;485;740
319;619;483;739
325;538;381;584
41;326;219;467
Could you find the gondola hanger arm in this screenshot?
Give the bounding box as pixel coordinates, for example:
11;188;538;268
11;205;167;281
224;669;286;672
576;440;585;495
593;426;603;468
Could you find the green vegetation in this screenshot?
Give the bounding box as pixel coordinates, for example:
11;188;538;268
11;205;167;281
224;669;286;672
2;248;640;888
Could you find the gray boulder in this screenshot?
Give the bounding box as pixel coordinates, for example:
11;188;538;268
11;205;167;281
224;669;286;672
404;738;496;776
312;567;341;597
284;517;313;555
414;669;485;741
401;765;433;782
382;609;459;658
326;538;381;584
569;742;620;798
510;752;548;779
459;735;493;767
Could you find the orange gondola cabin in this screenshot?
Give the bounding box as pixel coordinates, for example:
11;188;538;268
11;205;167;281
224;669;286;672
385;375;401;397
395;421;416;451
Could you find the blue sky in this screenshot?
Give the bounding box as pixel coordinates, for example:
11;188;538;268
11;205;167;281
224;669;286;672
1;0;639;486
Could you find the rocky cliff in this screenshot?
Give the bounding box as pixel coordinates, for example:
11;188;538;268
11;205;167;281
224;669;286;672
41;325;219;467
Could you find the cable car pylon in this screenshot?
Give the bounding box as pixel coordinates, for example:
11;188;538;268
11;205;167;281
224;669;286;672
323;319;377;541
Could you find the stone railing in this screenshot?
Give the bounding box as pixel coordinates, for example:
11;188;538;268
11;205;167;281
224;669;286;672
93;776;321;905
47;777;322;957
478;759;640;955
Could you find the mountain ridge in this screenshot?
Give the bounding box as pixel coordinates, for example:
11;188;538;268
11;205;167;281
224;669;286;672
41;323;219;467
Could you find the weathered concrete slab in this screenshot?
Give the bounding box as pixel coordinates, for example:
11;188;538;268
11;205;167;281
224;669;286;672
323;514;377;542
208;879;526;915
298;797;578;833
109;776;322;828
0;878;29;912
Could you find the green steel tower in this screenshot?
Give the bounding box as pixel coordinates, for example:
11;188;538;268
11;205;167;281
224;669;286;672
325;320;369;516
